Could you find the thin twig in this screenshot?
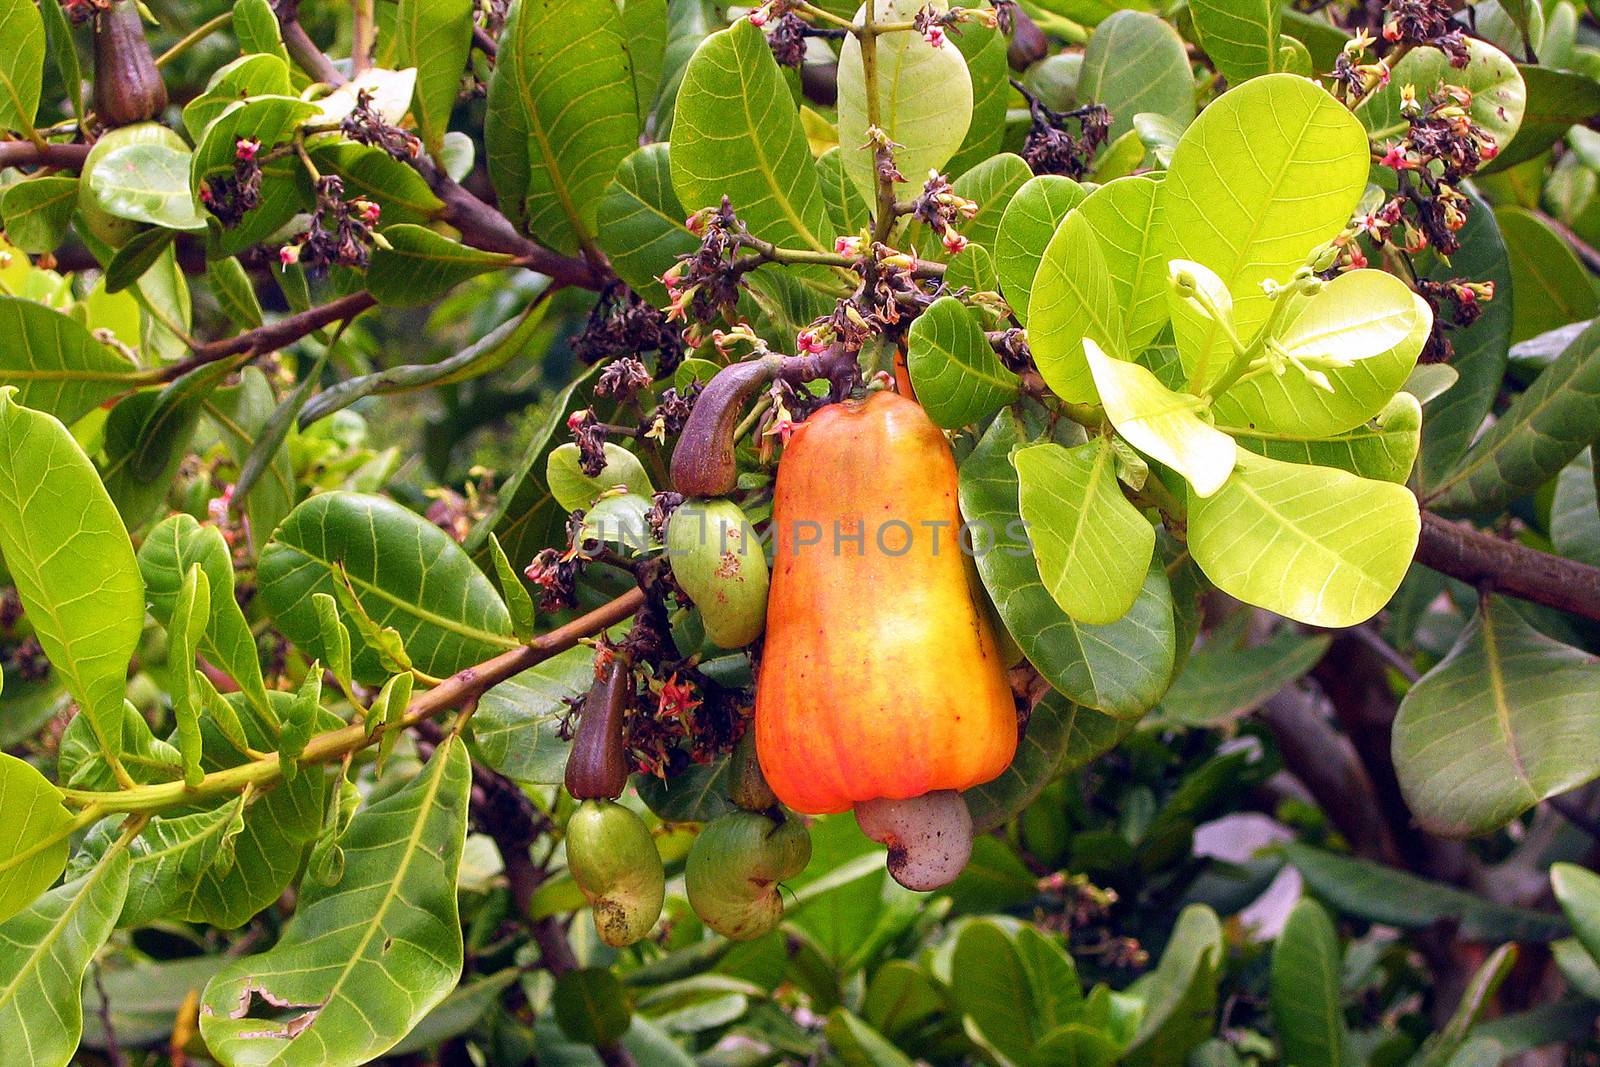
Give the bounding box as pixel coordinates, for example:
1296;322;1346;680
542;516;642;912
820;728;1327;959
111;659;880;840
91;961;128;1067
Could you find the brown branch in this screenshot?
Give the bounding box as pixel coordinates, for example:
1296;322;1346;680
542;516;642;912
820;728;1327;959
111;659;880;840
0;140;91;169
151;291;379;383
1415;511;1600;623
272;0;347;86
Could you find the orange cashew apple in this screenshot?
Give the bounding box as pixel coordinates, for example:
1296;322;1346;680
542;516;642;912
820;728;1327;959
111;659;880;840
754;390;1018;887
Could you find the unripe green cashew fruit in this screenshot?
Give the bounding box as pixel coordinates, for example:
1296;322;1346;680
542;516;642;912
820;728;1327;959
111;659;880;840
685;811;811;941
565;800;665;947
728;731;778;813
666;499;769;649
78;122;188;249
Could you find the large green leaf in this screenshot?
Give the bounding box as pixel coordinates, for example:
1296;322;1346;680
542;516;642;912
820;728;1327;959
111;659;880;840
0;753;74;925
0;848;129;1067
1188;0;1279;83
486;0;638;254
1283;842;1566;940
206;366;296;547
1074;176;1170;350
1213;268;1431;438
0;175;78;254
596;143;697;305
965;693;1129;834
619;0;668;128
304;141;445;226
1229;391;1421;484
1270;899;1344;1067
470;646;595;786
1158;75;1369;387
959;411;1176;716
1359;41;1525;156
71;799;241;928
942;23;1009;177
1029;212;1127;403
0;296;138;426
952;921;1084;1064
1157;629;1331;727
1125;905;1224;1067
1392;595;1600;836
1188;450;1418;626
1078;11;1194;141
995;175;1087;324
0;390;142;762
259;492;514;684
1494;206;1597;344
366;225;517;306
837;0;973;204
394;0;472;155
671;20;834;258
1085;339;1237;497
201;738;470;1067
1016;439;1154;625
905;295;1018;427
1551;448;1600;565
1552;863;1600;973
1428;318;1600;516
827;1008;916;1067
0;0;43;137
182;54;295;140
1416;196;1513;491
87;143;208;232
1487;64;1600;171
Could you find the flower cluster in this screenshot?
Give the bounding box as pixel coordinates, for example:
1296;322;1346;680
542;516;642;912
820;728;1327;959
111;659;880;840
661;197;751;340
200;138;264;228
566;407;611;476
278;176;383;278
1022;100;1111;179
1329;32;1392;104
765;13;809;67
644;385;699;444
910;170;980;255
60;0;112;25
595;356;653;402
1382;0;1470;65
339;89;422;160
571;287;685;372
1415;277;1495;363
1364;84;1498;257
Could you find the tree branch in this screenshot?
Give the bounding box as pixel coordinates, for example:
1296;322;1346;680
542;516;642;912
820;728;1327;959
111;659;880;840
149;291;379;383
0;140;91;169
1414;511;1600;622
271;0;347;86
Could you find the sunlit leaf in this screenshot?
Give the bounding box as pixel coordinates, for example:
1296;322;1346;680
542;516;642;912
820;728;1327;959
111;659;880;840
1029;213;1126;403
905;295;1018;428
1078;11;1194;140
0;753;75;925
995;175;1087;324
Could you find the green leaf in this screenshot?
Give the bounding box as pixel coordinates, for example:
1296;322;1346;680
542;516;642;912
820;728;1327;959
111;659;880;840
1270;899;1344;1067
1552;448;1600;565
488;0;640;254
1078;11;1194;141
260;492;515;684
1124;905;1224;1067
818;146;872;238
70;797;243;928
1073;175;1170;350
943;22;1009;177
964;690;1129;833
38;0;80;124
58;702;181;791
191;96;319;255
620;0;668;128
1214;268;1432;438
1016;439;1154;624
1281;842;1569;941
0;848;130;1067
959;411;1176;716
1230;391;1422;484
0;390;142;762
366;224;517;306
826;1008;915;1067
0;753;74;924
597;142;697;305
1188;450;1418;626
995;175;1088;324
1413;945;1517;1067
1392;595;1600;836
1552;863;1600;971
1085;339;1237;497
181;54;295;141
201;738;471;1066
1487;64;1600;172
554;967;635;1045
1030;212;1127;403
0;0;44;138
837;0;973;205
305;141;446;226
1158;629;1331;727
1428;318;1600;516
546;441;655;511
88;143;207;231
205;255;265;332
1031;1025;1123;1067
1188;0;1280;83
169;564;211;787
671;20;834;257
1416;195;1512;492
905;295;1019;427
395;0;472;155
1158;74;1369;386
138;514;271;716
208;366;296;547
232;0;292;65
0;296;137;425
0;175;78;254
952;921;1083;1063
103;226;178;296
1495;206;1597;345
1359;41;1525;156
183;691;331;927
635;752;738;822
487;533;536;642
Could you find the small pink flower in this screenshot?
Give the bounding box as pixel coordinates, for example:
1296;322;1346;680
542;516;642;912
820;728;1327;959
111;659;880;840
566;408;591;432
1379;145;1414;170
748;5;769;26
278;243;302;267
796;328;828;353
834;235;864;257
923;24;946;47
353;198;381;224
941;228;968;255
235;138;261;162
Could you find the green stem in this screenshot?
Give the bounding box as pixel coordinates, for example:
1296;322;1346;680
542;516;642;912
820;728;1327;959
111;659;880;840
154;10;233;69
